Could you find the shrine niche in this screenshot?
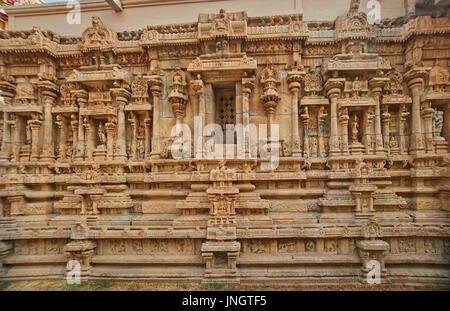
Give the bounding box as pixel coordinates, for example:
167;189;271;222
0;3;449;286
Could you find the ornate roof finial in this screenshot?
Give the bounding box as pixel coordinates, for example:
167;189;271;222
92;16;103;28
349;0;360;15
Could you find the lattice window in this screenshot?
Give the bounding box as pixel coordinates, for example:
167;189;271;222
216;90;236;132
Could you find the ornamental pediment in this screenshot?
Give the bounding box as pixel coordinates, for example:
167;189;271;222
198;9;247;40
335;13;376;41
187;54;256;83
423;91;450;104
0;9;447;58
335;0;376;41
14;80;36;103
326;55;391;73
428;65;449;90
423;65;450;104
139;10;308;46
80;106;117;117
338;97;374;108
80;16;117;52
405;16;450;40
247;20;309;40
210;166;237;182
0;27;58;54
382;95;412;106
66;67;132;87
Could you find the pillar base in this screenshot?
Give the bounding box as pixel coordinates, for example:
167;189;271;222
350;143;365;155
0;152;9;161
292;148;302;157
74;155;85;162
434;140;448;153
329;149;341;156
40;155;55;162
150;152;161;159
113;154;128;162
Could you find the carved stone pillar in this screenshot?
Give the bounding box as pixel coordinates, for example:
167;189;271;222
0;241;13;273
300;107;310;157
444;103;450;153
128;113;137;160
105;122;116;160
235;82;243;129
168;68;188;159
170;98;186;128
421;101;435;153
364;109;375;155
260;65;281;139
405;67;430;154
242;75;255;158
74;90;88;161
151;91;162;159
409;82;425;154
287;72;302;157
148;75;163;159
84;122;94;161
41;91;57;161
70;114;78;161
111;88;130;161
191;76;205;159
325;78;344;156
204;84;215;128
0;84;14;161
369;78;387;154
117;103;127;161
0;112;11;161
55;115;65;161
339;107;349;154
9;117;19;162
318;106;327;157
144;117;152;159
381;106;391;153
29;119;42;161
398;104;410;155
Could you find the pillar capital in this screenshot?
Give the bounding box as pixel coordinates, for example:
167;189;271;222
242;75;256;96
421;101;434;119
190;75;205;95
146;74;164;96
28;119;43;129
325;78;345;98
41;90;58;105
287;70;305;94
35;80;58;94
0;81;16;104
111;88;131;104
404;67;431;90
369;77;389;94
144;118;152;126
72;89;89;106
105;122;117;131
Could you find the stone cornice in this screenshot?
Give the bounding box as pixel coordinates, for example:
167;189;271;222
2;9;449;59
4;0;238;16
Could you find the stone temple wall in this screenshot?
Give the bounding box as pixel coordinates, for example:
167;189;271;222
0;1;449;285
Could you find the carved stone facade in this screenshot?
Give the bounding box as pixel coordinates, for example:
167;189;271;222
0;3;449;285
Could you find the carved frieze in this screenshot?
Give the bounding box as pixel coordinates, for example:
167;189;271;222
0;5;448;286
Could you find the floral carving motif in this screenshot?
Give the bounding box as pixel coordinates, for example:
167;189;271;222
385;70;404;95
304;67;323;95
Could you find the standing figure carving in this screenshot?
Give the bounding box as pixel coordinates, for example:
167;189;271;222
350;113;359;144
